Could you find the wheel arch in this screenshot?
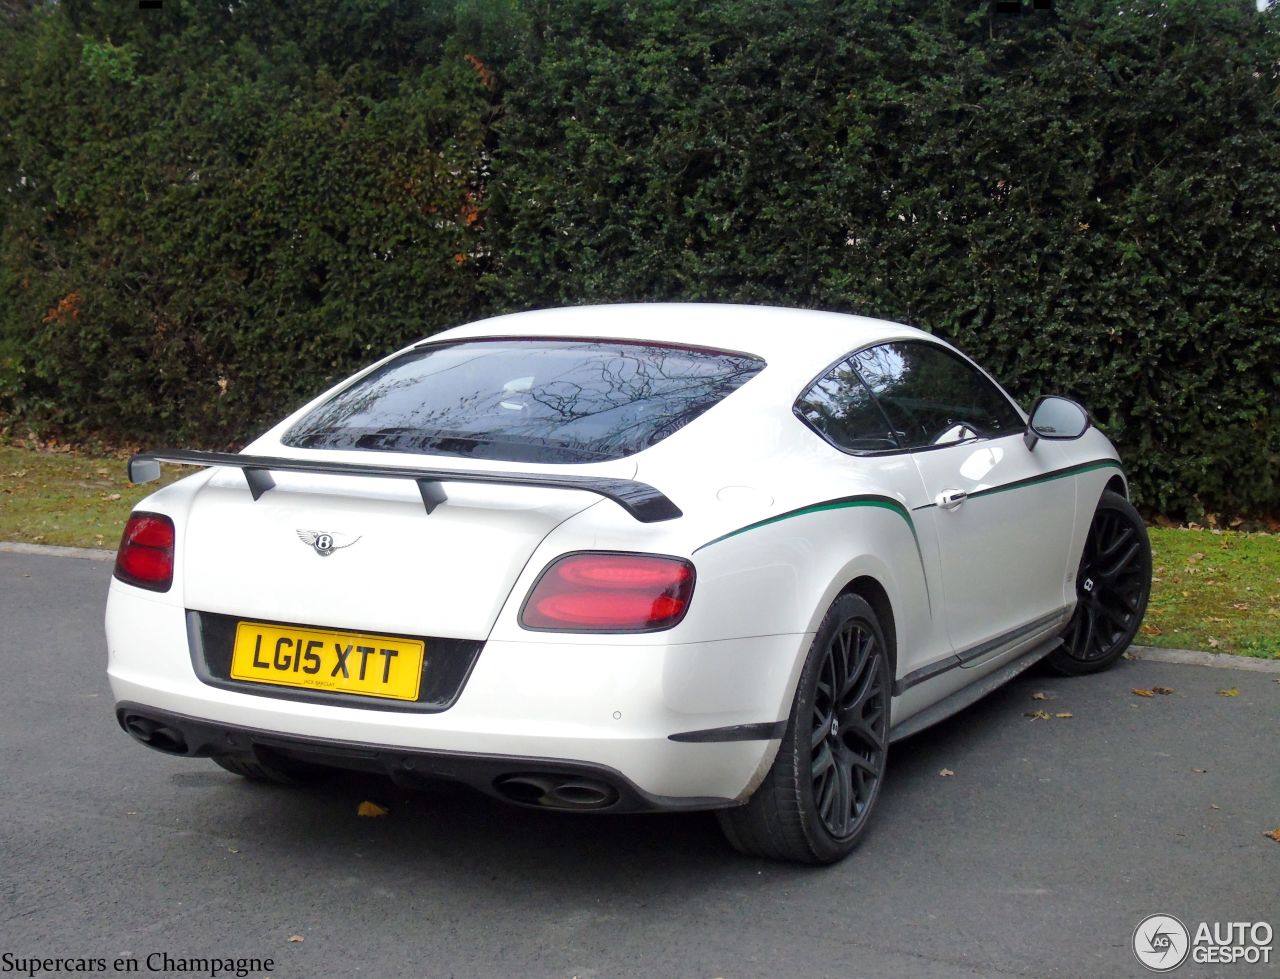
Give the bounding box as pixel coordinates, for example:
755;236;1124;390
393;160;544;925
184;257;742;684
1105;473;1128;499
837;575;898;679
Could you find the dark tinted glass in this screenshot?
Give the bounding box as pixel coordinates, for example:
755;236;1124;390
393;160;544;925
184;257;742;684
853;342;1023;449
283;339;765;464
796;360;900;452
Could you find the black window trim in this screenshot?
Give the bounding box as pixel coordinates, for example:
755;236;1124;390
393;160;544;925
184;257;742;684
792;337;1027;459
792;355;904;456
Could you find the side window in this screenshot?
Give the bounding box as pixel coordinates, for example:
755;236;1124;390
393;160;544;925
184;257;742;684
795;359;900;453
853;342;1023;450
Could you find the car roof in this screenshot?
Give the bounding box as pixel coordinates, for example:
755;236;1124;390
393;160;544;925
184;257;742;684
427;303;935;381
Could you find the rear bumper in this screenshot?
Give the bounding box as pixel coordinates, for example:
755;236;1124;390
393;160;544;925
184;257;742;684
106;582;806;806
114;702;726;813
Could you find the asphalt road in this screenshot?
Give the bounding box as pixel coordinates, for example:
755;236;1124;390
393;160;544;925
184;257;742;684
1;551;1276;979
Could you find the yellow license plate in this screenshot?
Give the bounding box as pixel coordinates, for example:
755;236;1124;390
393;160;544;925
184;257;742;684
230;621;425;702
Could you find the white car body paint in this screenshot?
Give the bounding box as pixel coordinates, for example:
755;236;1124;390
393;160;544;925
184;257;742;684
106;304;1126;808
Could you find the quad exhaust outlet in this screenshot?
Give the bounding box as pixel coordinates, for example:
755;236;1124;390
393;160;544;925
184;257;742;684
121;713;189;755
494;773;620;810
115;706;640;811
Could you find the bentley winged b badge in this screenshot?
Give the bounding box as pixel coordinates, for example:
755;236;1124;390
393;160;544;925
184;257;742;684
296;530;361;557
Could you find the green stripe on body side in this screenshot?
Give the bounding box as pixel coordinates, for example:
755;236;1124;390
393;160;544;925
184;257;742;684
970;458;1123;501
911;459;1124;511
694;496;916;553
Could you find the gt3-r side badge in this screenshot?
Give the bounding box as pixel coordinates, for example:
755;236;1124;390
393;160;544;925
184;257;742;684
296;529;361;556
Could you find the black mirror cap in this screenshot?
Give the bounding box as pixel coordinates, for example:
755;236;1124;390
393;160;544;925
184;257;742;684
1025;395;1091;450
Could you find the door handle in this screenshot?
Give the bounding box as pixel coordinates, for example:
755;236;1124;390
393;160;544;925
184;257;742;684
936;488;967;510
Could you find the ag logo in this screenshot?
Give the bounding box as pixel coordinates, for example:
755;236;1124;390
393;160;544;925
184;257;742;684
1133;914;1190;972
296;529;361;557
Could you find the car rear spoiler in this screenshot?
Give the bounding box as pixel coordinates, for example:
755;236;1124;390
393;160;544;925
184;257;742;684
127;449;683;523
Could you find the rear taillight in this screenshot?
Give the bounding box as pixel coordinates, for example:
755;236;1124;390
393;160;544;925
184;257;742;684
114;512;175;592
520;553;695;632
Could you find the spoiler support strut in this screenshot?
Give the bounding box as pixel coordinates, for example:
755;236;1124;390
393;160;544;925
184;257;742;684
127;449;683;523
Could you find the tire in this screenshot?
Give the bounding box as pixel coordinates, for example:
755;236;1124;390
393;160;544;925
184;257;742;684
717;593;891;864
1046;489;1152;676
211;752;318;786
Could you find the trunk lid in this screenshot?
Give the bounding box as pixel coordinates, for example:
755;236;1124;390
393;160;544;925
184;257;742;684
181;464;615;640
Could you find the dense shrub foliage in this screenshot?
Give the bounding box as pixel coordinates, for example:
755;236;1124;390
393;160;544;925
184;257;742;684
0;0;494;440
2;0;1277;518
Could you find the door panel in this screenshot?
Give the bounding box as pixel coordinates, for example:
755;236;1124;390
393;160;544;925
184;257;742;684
847;338;1076;658
910;435;1076;656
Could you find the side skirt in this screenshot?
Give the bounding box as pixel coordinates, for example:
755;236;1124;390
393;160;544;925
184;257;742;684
888;636;1061;743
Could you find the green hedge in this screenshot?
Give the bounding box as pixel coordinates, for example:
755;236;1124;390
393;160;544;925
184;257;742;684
2;0;1277;519
0;0;493;441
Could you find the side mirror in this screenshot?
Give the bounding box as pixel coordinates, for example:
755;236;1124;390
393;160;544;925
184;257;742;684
1024;396;1090;450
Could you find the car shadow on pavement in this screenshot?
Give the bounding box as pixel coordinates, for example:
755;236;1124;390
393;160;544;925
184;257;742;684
177;678;1036;887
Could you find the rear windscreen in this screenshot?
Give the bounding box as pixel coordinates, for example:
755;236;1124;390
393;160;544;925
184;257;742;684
283;338;766;464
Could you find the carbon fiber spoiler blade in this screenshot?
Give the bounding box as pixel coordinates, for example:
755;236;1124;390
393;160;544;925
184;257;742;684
127;449;683;523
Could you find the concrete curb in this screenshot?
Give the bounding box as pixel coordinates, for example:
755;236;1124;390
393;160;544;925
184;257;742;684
0;541;115;562
1127;645;1280;673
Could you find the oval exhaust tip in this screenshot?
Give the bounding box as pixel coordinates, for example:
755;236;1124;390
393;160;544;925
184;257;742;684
550;780;617;808
494;774;557;804
123;715;157;741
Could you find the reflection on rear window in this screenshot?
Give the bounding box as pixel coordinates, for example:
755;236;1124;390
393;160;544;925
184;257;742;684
283;339;766;464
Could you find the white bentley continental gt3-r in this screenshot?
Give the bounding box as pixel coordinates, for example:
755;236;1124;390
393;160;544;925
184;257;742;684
106;304;1151;863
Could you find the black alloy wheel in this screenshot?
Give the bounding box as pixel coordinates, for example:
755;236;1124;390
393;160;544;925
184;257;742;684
809;613;888;838
1047;489;1152;676
718;593;891;863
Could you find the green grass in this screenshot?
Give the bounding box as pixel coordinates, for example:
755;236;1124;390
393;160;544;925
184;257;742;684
1;445;1276;658
1143;526;1280;659
0;445;189;550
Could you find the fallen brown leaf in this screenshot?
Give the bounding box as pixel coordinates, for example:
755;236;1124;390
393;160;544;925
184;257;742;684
1024;710;1052;720
1207;637;1220;649
288;935;304;943
1054;712;1073;719
1030;691;1055;701
1152;686;1175;695
357;800;389;818
938;768;955;777
1140;624;1162;636
1265;828;1280;844
1217;688;1239;698
1131;688;1155;698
